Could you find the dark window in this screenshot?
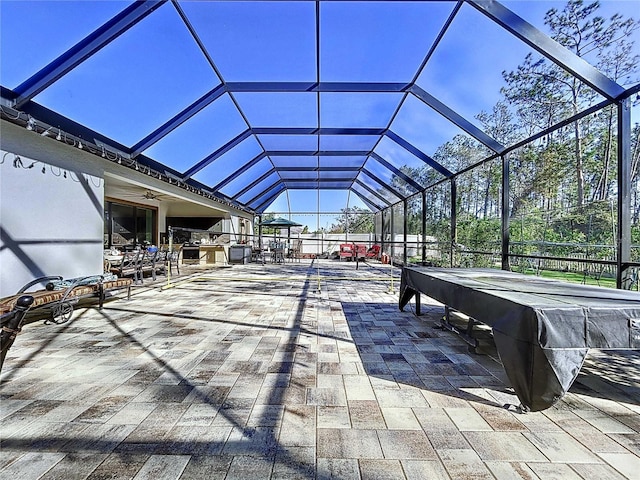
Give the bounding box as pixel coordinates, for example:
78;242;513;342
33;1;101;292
105;201;157;249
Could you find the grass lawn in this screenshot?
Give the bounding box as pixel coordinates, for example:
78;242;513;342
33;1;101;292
407;259;634;290
519;268;617;289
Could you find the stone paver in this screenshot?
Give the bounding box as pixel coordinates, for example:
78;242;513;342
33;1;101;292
358;459;404;480
316;458;360;479
377;430;437;459
1;260;639;479
316;428;383;459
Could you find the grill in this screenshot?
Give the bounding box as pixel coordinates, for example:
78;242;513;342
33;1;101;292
182;244;200;264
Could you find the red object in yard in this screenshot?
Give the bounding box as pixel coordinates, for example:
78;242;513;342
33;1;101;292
339;243;366;261
366;245;381;259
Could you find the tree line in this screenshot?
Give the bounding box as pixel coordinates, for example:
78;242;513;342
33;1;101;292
385;0;639;263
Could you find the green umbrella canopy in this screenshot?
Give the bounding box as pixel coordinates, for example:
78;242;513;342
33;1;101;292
258;217;302;227
258;217;302;249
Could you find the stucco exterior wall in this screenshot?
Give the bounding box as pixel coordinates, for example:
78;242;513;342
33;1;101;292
1;122;104;297
0;120;256;297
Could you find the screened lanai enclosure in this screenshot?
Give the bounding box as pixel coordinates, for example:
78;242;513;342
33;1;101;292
1;0;639;288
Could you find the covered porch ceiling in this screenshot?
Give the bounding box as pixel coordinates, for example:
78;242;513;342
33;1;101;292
104;174;236;218
0;0;633;214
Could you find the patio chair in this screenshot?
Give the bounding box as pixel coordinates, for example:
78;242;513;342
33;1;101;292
139;249;158;281
168;248;181;276
289;239;302;262
154;249;168;277
272;247;285;264
582;264;606;286
110;250;143;284
366;244;381;260
252;247;266;264
627;266;639;291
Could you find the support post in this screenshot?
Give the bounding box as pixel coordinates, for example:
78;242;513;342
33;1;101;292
382;210;384;255
403;199;408;265
450;179;457;267
617;98;632;289
390;206;395;261
422;190;427;264
502;154;510;271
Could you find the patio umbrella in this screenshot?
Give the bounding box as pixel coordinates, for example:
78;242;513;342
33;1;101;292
258;217;302;249
259;217;302;228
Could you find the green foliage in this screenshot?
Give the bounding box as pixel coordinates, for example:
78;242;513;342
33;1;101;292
328;207;374;234
456;216;501;251
257;213;276;234
378;0;639;271
632;224;640;262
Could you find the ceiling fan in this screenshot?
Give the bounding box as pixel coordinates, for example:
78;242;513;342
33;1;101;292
107;183;169;202
142;191;160;200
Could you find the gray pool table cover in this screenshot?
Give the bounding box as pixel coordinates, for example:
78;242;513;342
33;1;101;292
399;267;640;411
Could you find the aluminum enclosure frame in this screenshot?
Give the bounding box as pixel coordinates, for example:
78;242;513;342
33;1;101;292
1;0;637;288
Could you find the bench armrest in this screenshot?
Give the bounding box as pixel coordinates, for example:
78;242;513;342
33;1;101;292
17;276;63;293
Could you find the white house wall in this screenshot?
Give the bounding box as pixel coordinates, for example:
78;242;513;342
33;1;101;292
1;122;105;297
1;120;256;297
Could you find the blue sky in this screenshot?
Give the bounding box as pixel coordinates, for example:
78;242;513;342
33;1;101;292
1;0;638;230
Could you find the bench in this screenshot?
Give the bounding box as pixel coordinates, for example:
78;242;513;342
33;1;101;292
0;275;133;324
0;275;133;371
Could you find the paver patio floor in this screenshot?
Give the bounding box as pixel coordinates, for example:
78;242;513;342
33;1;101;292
1;260;639;479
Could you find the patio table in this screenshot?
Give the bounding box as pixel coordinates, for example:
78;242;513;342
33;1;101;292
399;266;640;411
104;254;124;265
103;252;124;272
